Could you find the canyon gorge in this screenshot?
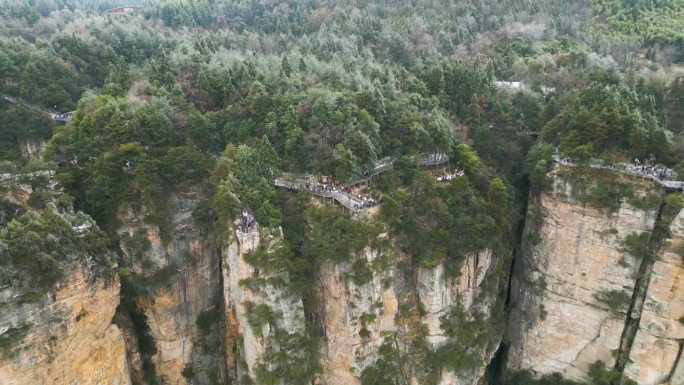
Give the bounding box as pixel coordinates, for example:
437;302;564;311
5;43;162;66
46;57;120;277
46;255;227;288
1;161;681;385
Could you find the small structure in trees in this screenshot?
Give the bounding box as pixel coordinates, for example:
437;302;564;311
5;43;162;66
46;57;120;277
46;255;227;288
106;6;136;15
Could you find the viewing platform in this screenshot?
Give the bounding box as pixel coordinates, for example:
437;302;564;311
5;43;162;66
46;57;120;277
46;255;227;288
553;155;683;192
274;176;376;212
274;153;451;212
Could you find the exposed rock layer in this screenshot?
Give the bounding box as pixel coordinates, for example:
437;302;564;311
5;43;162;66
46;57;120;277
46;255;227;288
221;225;307;382
507;168;683;384
117;192;224;385
315;246;499;385
624;208;684;384
0;269;130;385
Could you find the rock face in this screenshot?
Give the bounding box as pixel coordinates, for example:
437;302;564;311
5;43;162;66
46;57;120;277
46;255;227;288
507;168;684;384
624;208;684;384
117;192;225;385
315;243;500;385
0;268;130;385
314;248;399;385
18;138;45;159
417;249;493;346
221;222;307;383
0;172;130;385
4;165;679;385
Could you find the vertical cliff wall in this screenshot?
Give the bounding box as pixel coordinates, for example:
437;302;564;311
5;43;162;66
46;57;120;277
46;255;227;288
315;242;502;385
117;191;225;385
0;173;130;385
506;166;683;384
0;269;130;385
623;206;684;384
221;221;310;384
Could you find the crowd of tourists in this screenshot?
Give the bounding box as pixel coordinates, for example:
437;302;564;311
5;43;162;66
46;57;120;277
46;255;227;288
435;169;464;182
555;153;679;182
236;211;257;233
352;196;379;210
303;178;379;210
625;158;678;180
275;152;453;212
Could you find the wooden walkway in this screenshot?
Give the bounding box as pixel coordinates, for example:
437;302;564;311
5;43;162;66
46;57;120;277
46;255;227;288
553;155;683;191
274;153;450;212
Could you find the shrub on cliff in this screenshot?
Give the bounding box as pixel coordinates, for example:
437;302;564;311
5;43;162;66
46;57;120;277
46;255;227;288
508;360;637;384
524;142;554;194
595;289;631;313
0;203;115;293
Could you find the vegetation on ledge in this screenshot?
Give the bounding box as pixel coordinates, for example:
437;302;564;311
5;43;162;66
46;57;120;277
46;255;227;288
0;203;115;293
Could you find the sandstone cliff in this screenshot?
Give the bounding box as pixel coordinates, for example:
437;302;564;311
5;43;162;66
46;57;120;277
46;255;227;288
623;207;684;384
221;222;309;383
0;172;130;385
117;191;225;385
315;242;502;385
0;269;130;385
506;166;683;384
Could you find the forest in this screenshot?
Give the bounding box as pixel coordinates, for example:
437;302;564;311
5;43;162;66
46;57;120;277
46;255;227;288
0;0;682;384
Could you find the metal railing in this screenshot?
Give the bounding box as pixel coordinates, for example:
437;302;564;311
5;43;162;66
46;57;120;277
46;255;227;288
3;94;74;122
553;155;683;191
274;153;451;211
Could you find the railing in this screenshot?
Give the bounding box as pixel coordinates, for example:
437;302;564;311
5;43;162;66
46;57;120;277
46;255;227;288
553;155;683;191
51;112;74;122
275;178;368;211
343;154;448;187
274;153;450;212
274;179;304;190
2;94;74;122
417;153;449;167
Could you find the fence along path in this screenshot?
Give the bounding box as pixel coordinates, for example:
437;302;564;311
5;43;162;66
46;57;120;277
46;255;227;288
2;94;75;122
274;153;450;212
553;155;684;191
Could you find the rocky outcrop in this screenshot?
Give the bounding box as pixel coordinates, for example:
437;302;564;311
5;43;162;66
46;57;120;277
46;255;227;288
117;192;225;385
417;249;493;345
0;171;130;385
315;241;500;385
315;247;399;385
506;167;684;384
623;208;684;384
0;268;130;385
221;221;307;383
18;138;45;159
507;170;660;380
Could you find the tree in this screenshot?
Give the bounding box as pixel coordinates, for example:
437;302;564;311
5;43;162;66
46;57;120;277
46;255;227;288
487;177;509;232
282;104;305;168
187;109;221;152
19;62;39;100
132;97;176;147
281;56;292;77
666;77;684;133
102;62;130;97
149;48;176;89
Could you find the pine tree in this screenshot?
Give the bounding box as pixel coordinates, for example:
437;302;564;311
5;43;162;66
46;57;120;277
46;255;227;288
149;48;175;89
281;57;292;77
666;77;684;133
19;62;39;100
102;62;130;97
